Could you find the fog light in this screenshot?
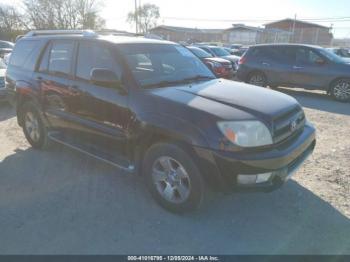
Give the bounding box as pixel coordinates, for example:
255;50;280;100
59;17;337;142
237;175;257;185
256;172;273;184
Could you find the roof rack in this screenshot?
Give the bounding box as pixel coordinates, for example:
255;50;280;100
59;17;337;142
24;30;98;38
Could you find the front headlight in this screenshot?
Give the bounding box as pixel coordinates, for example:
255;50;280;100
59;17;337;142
217;120;273;147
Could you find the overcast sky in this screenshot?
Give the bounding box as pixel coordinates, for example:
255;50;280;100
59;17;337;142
2;0;350;38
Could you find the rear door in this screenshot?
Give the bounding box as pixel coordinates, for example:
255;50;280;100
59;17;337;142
253;46;295;85
35;39;80;132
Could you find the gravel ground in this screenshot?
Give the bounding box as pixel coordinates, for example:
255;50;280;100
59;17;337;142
0;87;349;254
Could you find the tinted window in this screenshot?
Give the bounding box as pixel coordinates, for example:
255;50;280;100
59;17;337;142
76;41;121;82
48;41;74;76
9;40;39;69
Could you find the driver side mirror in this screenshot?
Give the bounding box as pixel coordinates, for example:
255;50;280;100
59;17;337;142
90;68;125;92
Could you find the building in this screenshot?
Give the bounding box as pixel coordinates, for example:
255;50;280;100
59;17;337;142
149;25;223;43
222;24;263;45
264;19;333;46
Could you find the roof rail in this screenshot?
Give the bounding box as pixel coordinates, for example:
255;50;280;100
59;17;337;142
24;30;98;38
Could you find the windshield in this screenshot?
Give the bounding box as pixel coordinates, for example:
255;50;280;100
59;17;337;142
0;59;6;69
188;47;212;58
319;48;347;63
211;47;230;57
119;43;215;88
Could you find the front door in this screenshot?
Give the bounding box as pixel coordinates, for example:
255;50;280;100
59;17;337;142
291;47;330;89
71;40;130;144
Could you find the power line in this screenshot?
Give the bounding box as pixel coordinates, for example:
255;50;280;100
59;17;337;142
161;16;350;23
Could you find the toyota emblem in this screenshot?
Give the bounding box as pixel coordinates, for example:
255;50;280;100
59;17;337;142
290;120;297;132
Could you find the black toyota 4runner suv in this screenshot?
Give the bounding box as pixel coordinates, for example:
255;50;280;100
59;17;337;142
5;30;316;213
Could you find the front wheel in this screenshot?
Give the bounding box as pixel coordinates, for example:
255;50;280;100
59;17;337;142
143;143;205;213
330;79;350;102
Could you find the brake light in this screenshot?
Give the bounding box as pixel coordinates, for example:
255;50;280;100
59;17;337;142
239;56;247;65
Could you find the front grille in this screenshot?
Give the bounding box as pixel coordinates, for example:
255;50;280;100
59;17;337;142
272;106;305;144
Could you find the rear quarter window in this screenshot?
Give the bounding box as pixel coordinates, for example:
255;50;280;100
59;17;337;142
9;40;43;71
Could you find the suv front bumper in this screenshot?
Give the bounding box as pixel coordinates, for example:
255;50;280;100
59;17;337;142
194;123;316;192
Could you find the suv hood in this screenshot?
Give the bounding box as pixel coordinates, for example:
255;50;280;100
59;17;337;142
151;79;300;123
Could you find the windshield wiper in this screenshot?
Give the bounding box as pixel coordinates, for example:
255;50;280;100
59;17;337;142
143;80;186;88
142;75;215;89
180;75;216;83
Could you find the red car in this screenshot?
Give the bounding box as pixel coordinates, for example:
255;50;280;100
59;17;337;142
187;46;234;79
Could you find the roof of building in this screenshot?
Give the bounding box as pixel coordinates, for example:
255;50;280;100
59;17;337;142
150;25;223;34
264;19;330;29
223;24;263;32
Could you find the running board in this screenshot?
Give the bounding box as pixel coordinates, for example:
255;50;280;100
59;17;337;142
48;131;135;172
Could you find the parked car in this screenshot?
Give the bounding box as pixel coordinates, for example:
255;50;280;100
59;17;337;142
196;45;240;71
232;47;249;57
6;30;316;213
237;44;350;102
0;58;7;102
0;40;14;58
3;52;11;65
327;48;350;62
187;46;234;79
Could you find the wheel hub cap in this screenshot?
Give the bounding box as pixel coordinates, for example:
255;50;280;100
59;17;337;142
152;156;191;204
24;112;40;142
334;81;350;100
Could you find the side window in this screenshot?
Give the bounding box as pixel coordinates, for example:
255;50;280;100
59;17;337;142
9;40;41;70
76;41;121;82
48;40;75;77
296;48;322;65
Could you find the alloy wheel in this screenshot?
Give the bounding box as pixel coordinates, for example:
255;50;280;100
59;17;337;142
24;111;41;142
333;80;350;101
249;74;266;87
151;156;191;204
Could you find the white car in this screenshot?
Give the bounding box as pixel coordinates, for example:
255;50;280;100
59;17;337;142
0;58;6;102
3;53;11;65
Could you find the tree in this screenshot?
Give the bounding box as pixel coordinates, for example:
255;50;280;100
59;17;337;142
0;4;26;32
127;3;160;34
23;0;106;30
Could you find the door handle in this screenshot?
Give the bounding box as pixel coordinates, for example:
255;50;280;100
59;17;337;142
293;66;304;69
262;62;270;67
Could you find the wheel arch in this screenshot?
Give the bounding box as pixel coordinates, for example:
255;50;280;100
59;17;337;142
327;76;350;93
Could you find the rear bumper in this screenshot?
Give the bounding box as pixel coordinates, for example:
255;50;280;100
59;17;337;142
194;123;316;192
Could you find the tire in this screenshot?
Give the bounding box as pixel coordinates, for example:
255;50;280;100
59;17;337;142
330;79;350;102
143;143;205;213
247;72;267;87
21;102;50;149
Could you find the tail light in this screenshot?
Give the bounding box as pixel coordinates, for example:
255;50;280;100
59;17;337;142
238;56;247;65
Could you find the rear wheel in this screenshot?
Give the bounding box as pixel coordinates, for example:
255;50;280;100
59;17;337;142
248;72;267;87
330;79;350;102
21;102;50;149
143;143;205;213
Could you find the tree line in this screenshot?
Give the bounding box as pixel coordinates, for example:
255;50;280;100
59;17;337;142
0;0;105;40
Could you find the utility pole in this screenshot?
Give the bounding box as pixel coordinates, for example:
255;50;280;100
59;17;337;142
291;14;297;43
135;0;138;34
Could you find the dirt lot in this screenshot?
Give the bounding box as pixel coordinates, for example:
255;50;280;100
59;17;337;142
0;87;349;254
